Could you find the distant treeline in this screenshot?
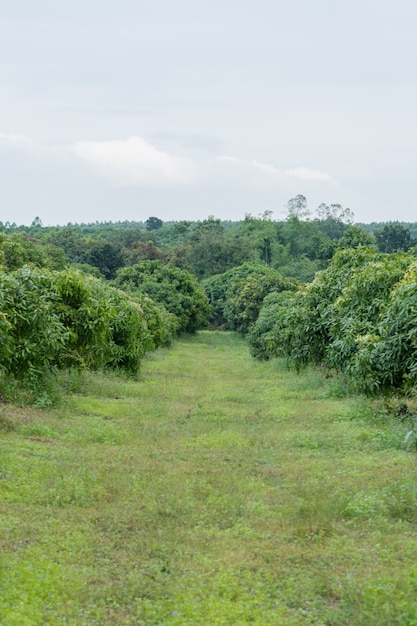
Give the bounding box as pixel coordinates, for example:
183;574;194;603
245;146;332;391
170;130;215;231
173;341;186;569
1;196;415;284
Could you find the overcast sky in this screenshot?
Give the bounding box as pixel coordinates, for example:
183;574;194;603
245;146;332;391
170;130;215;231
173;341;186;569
1;0;417;225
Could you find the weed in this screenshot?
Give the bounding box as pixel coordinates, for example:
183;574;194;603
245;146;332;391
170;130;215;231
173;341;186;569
33;392;54;409
0;413;15;432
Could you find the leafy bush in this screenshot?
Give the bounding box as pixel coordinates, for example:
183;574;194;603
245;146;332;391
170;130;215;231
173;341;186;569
0;268;68;388
0;233;67;271
277;256;321;283
252;249;376;369
247;291;298;360
50;269;176;376
132;292;178;349
326;253;410;373
114;260;211;333
278;247;386;370
0;266;177;397
101;287;152;374
49;268;113;370
348;262;417;394
204;263;298;334
102;287;175;375
224;265;298;334
249;248;417;396
203;271;236;328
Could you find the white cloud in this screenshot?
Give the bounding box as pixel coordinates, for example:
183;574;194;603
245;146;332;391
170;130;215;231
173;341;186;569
215;156;335;186
71;136;336;189
208;156;286;188
285;167;335;183
72;136;197;186
216;156;281;176
0;131;35;150
0;131;336;190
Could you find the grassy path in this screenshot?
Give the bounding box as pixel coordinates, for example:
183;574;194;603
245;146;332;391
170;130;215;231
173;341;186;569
1;331;417;624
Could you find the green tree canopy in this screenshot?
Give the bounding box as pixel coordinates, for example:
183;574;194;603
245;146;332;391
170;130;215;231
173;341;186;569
186;218;248;280
114;260;211;333
204;262;298;334
375;223;413;253
146;216;163;231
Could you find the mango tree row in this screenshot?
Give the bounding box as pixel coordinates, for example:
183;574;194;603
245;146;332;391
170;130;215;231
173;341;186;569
0;262;210;396
247;248;417;396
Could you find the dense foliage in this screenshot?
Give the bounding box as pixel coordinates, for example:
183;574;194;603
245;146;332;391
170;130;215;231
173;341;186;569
113;260;211;334
0;267;177;398
2;199;417;401
204;263;298;333
0;199;362;284
248;247;417;396
0;232;67;271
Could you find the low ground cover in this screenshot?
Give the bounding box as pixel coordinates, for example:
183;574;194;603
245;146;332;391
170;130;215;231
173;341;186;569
1;331;417;624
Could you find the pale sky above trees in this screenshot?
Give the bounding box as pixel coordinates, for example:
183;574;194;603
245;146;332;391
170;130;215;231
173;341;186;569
1;0;417;225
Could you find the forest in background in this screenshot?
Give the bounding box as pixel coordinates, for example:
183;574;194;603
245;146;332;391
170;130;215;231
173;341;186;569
0;195;415;283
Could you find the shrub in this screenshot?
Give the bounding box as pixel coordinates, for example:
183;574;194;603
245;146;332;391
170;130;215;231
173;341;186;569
114;260;211;333
349;262;417;394
326;253;410;373
249;247;417;396
0;266;176;396
49;268;113;370
204;263;298;333
0;268;68;388
247;291;298;360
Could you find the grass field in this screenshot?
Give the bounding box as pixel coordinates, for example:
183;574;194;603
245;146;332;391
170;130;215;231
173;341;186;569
1;331;417;624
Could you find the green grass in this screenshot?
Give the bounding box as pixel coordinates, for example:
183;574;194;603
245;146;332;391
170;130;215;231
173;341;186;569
1;331;417;624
